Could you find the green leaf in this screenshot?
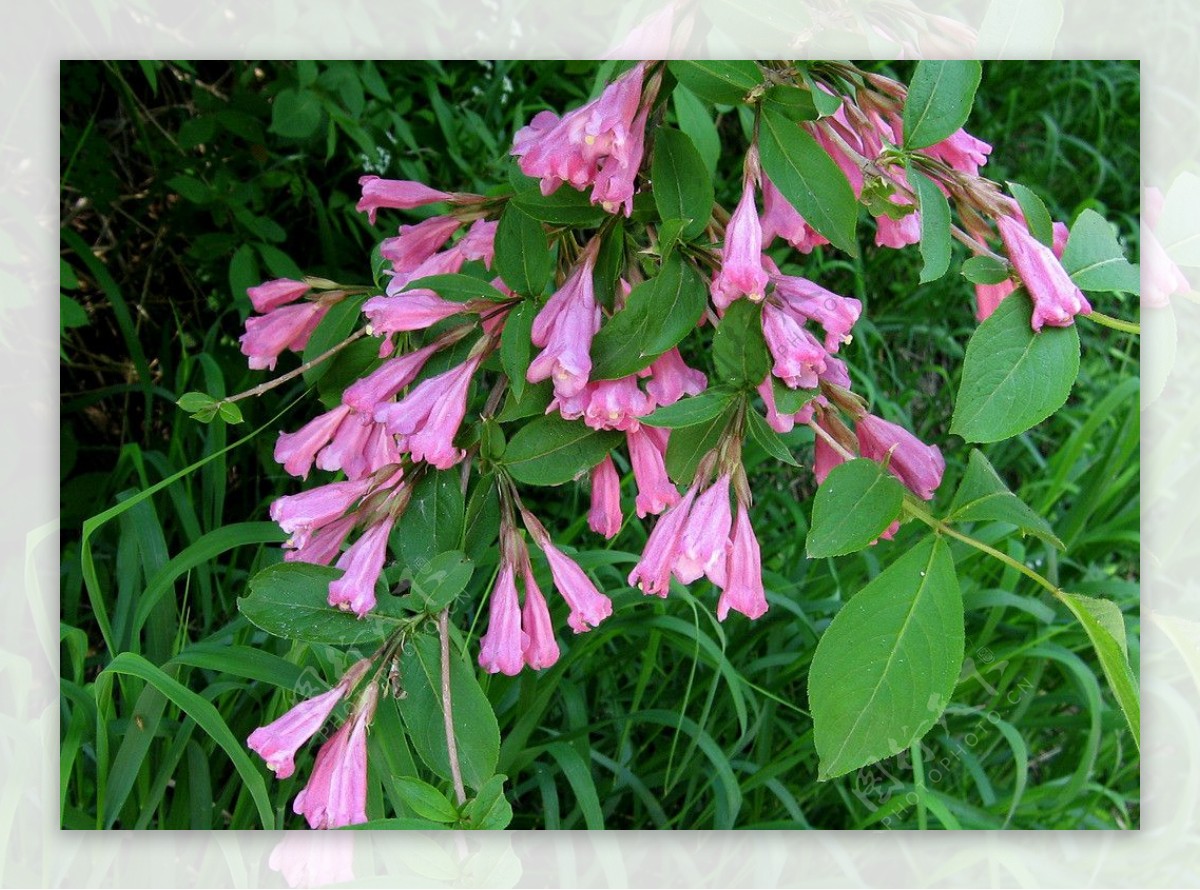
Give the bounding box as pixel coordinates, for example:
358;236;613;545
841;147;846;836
762;85;819;122
497;379;552;423
909;166;952;283
745;407;800;466
270;88;323;139
400;471;466;570
809;537;964;779
398;632;500;791
176;391;217;414
806;459;905;557
713;299;769;387
946;449;1063;548
902;60;982;150
652;128;714;240
1007;181;1054;247
499;300;535;401
392;776;460;823
511;173;607;225
801;68;842;117
1061;592;1139;747
317;337;381;411
301;294;366;386
165;174;212;204
402;273;510;303
771;377;817;414
239;563;407;646
667;60;763;105
1060;208;1141;294
494;203;552;297
671;85;720;177
217;401;244;424
665;409;731;484
641;387;736;429
504;415;621;486
592;224;627;311
411;551;474;612
950;292;1080;442
758;108;858;255
589;253;707;380
462;774;513;829
463;476;501;564
961;255;1010;285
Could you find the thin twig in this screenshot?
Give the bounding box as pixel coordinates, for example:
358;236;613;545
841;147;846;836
438;609;468;806
225;327;368;404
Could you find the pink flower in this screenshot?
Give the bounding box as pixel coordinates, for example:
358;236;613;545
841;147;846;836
328;515;395;617
240;302;327;371
356;176;452;224
293;684;378;830
711;172;769;309
248;278;311;313
539;540;613;633
645;347;706;407
248;685;346;780
716;504;768;621
757;378;815;434
584;377;652;432
771;275;861;352
342;344;439;414
271;478;372;550
975;220;1068;321
812;419;847;485
456;219;499;265
855;414;945;501
315;413;400;481
363;291;465;335
588;455;623;539
996;215;1092;331
375;355;482;469
926;128;992;177
284;514;357;566
383;243;468;298
478;562;527;676
521;562;560;670
379;216;462;275
627;486;696;597
762;302;828;390
760;175;829;253
590;106;649;216
527;247;602;400
274;406;352;479
626;427;680;517
874;201;921;249
673;474;733;585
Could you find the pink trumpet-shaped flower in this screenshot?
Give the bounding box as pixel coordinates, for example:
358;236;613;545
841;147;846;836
626;426;679;517
717;504;768;621
363;291;464;335
478;562;528;676
539;540;613;633
248;278;311;313
293;684;378;830
757;378;816;434
771;275;861;353
711;172;769;309
645;347;707;407
270;478;372;550
812;420;847;485
590;106;650;216
996;215;1091;331
521;562;560;670
975;220;1069;321
926;128;992;177
627;485;696;597
248;686;346;780
284;514;357;566
356;176;452;224
240;302;327;371
874;200;921;249
527;247;602;400
379;215;463;275
674;474;733;585
342;343;439;414
762;302;828;390
589;455;624;539
274;406;352;479
328;515;396;617
584;377;652;432
855;414;945;501
375;355;481;469
760;175;829;253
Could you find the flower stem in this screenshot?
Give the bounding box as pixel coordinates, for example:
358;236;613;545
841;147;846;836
225;328;369;404
438;608;468;806
1085;310;1140;335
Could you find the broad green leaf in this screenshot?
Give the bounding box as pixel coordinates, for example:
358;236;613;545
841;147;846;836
462;774;513;830
402;273;510;303
807;459;905;556
463;476;501;564
229;244;260;310
1007;181;1054;247
504;414;621;486
667;60;763;105
1060;208;1141;294
239;563;408;646
746;407;800;466
217;401;244;424
1061;592;1139;747
671;85;720;177
946;449;1063;548
902;60;982;150
398;632;500;790
302;294;366;386
801;68;842;117
909;166;952;283
762;85;819;121
665;408;732;484
809;537;964;779
961;255;1010;285
950;293;1080;443
512;173;607;225
400;471;466;569
411;551;474;611
176;392;217;414
758;108;858;255
713;299;769;387
652;128;714;240
316;336;381;411
592;224;627;311
771;377;817;414
497;379;552;422
270;88;323;139
641;387;736;429
393;776;459;823
494;203;552;297
590;253;707;380
499;300;535;401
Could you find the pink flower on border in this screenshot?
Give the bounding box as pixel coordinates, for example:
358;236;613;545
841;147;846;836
716;504;768;621
539;540;613;633
855;413;945;501
356;176;452;224
293;684;378;830
478;562;527;676
328;515;396;617
588;455;623;539
248;278;311;313
521;559;560;670
996;215;1092;331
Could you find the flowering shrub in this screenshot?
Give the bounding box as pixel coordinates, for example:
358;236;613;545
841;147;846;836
170;60;1140;829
